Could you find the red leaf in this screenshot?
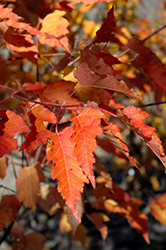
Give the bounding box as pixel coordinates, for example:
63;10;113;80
0;110;29;157
92;7;116;44
41;80;80;106
117;106;166;170
22;82;46;95
94;52;122;67
101;121;137;166
0;195;20;231
127;38;166;93
69;108;105;188
74;48;143;100
4;29;38;61
20;105;57;151
16;162;45;211
92;183;149;243
46;126;89;221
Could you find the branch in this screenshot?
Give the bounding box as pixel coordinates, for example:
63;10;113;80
0;221;14;245
117;23;166;58
139;101;166;108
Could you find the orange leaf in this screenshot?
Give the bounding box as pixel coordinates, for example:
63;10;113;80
41;80;80;106
0;110;29;157
92;183;149;243
20;105;57;151
38;10;69;52
0;156;8;179
5;19;42;36
46;126;89;221
16;162;45;211
150;194;166;225
117;106;166;170
22;82;46;93
69;108;105;188
0;4;20;21
101;121;137;166
87;212;110;241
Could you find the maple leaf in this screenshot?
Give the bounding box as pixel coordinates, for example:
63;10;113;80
150;194;166;225
69;108;105;188
127;38;166;93
0;110;29;157
46;126;89;221
20;105;57;151
38;10;69;52
117;106;166;170
16;162;45;211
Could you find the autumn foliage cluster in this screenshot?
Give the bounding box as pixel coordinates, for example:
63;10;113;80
1;0;166;248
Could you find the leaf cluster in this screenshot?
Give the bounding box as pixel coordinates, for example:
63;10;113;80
1;0;166;248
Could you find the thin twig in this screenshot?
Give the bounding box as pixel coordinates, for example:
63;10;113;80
0;185;16;193
139;101;166;108
142;24;166;43
10;155;17;179
117;23;166;58
0;221;14;245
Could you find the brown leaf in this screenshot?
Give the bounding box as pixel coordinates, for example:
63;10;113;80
37;184;64;216
16;162;45;211
87;212;110;241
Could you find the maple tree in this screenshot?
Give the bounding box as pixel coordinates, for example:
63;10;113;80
1;0;166;248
